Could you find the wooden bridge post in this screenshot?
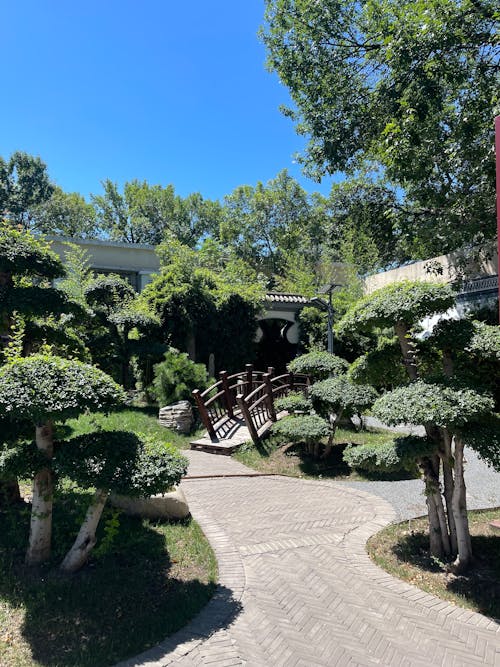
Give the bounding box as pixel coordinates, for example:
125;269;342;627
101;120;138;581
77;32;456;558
245;363;253;397
263;372;277;422
192;389;217;442
267;366;275;377
219;370;234;419
288;371;294;391
237;393;259;444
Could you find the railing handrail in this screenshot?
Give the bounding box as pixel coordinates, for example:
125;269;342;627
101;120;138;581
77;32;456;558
193;364;308;443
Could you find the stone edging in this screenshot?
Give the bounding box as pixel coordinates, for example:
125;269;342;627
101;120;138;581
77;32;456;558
114;498;246;667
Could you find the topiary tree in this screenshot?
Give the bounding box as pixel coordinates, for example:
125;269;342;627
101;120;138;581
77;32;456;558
0;225;85;503
344;435;437;476
373;381;494;570
56;431;188;572
288;350;348;381
275;391;312;414
151;348;210;406
84;274;164;389
270;414;330;457
337;280;499;571
309;376;378;456
0;224;85;358
0;354;125;564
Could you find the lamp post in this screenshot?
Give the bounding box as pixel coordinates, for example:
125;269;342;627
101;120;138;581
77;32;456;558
311;283;341;354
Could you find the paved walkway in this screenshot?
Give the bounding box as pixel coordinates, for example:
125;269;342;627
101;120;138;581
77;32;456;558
119;451;500;667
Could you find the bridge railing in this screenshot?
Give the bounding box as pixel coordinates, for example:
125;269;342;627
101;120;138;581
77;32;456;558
192;364;275;441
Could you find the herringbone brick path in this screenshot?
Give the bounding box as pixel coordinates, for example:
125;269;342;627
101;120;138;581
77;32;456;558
118;452;500;667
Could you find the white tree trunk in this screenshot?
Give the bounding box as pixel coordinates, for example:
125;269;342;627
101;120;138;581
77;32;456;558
60;489;109;573
440;429;458;556
451;437;472;572
26;423;54;565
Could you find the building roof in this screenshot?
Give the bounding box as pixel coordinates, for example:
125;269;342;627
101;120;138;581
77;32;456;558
265;292;309;304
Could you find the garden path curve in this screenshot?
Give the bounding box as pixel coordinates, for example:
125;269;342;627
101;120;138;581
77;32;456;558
118;451;500;667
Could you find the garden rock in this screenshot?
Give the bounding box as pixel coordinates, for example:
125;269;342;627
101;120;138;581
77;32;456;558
159;400;193;433
110;487;190;520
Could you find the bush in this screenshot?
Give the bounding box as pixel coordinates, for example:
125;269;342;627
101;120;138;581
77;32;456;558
309;375;378;419
275;391;312;414
152;349;210;406
288;350;348;380
56;431;188;496
271;414;329;446
343;436;437;473
372;381;494;428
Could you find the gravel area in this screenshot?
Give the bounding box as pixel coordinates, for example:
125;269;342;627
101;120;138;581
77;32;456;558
344;417;500;520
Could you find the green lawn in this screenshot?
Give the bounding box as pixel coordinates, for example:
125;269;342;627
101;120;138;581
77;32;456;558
234;427;417;481
63;406;202;450
0;407;216;666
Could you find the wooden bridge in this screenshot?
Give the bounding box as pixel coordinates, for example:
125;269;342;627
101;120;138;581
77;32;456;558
191;364;309;454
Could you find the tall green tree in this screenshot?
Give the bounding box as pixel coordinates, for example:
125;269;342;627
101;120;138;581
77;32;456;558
220;170;318;276
92;179;221;246
32;187;97;238
0;152;54;229
262;0;499;258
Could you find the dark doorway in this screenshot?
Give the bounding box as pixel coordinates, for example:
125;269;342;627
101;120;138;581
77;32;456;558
255;318;297;373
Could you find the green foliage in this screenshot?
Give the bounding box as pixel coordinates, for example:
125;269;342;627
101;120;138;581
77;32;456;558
31;187;97;238
271;414;329;445
85;274;135;313
152;349;209;406
56;431;188;496
261;1;499;258
0;224;64;279
275;391;312;414
348;338;407;389
57;242;93;305
297;306;327;352
0;152;54;229
309;376;378;418
0;354;125;426
372;381;494;429
0;285;81;319
92;179;219;246
337;281;455;335
343;436;437;473
141;244;263;373
288;350;348;380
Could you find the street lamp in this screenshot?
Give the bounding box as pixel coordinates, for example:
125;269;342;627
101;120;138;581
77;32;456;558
311;283;341;354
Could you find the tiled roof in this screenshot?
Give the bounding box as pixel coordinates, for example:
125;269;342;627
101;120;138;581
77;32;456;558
265;292;309;304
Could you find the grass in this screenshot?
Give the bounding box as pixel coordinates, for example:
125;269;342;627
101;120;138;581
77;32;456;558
62;406;202;450
367;508;500;620
233;427;415;481
0;483;218;667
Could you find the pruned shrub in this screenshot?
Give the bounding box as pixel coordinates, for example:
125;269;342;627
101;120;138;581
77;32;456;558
275;391;312;414
343;436;437;474
288;350;348;381
271;414;329;457
309;376;378;419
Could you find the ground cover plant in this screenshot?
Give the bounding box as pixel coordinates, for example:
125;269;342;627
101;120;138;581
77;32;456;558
367;508;500;620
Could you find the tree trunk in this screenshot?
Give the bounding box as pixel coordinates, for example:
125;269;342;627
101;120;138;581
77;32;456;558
451;437;472;572
61;489;109;573
394;321;418;381
440;429;458;556
420;457;450;559
26;422;54;565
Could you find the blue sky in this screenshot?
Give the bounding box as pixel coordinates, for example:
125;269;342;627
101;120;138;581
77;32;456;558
0;1;337;202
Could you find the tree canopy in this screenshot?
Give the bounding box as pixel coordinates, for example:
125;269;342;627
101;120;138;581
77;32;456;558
261;0;499;257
